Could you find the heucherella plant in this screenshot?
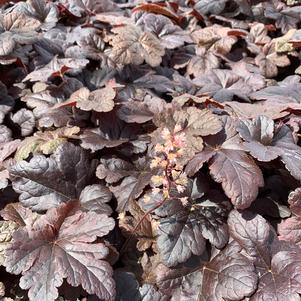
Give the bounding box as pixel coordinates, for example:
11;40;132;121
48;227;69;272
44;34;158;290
3;0;301;300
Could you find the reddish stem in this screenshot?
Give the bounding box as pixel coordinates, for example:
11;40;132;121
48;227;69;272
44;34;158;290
120;133;182;254
120;197;168;255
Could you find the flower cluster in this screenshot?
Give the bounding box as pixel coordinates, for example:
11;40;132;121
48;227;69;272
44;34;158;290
149;125;188;203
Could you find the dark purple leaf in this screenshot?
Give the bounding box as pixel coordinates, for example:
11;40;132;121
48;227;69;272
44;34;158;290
0;81;14;123
157;186;229;267
15;0;58;30
10;143;97;211
194;0;227;15
238;116;301;181
157;242;257;301
186;117;264;209
279;188;301;246
209;149;264;209
193;69;253;102
117;101;154;124
157;205;206;267
23;56;89;82
229;209;301;300
136;13;192;49
250;82;301;103
79;184;112;215
111;172;153;212
199;244;257;301
96;157;134;184
263;1;301;33
4;202;115;301
60;0;119;17
11;109;35;137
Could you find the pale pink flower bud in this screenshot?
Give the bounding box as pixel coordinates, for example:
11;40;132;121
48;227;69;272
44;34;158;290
154;144;164;153
161;128;171;140
173;132;186;147
180;197;189;206
176;185;185;193
174;124;182;133
150;157;161;169
159;160;168;168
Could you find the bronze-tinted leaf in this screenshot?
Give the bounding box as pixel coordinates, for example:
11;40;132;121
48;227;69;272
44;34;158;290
0;220;17;266
79;184;112;215
209;149;264;209
96;157;134;184
137;13;192;49
157;242;257;301
229;209;301;300
186;117;264;209
279;188;301;246
70;86;116;113
4;202;115;301
109;25;165;67
10;143;96;211
111;172;153;212
11;109;35;137
23;56;89;82
238;116;301;181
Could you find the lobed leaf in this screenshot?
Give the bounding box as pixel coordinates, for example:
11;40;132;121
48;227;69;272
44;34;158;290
4;202;115;301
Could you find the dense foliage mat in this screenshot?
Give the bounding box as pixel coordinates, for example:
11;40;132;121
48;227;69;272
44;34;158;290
2;0;301;300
